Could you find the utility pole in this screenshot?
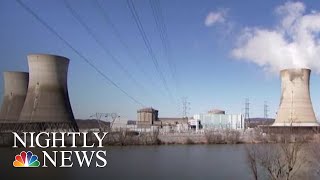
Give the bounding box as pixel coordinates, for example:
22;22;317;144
182;97;190;118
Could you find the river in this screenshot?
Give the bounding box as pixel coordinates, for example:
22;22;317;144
0;145;252;180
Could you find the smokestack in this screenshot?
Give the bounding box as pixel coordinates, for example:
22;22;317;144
0;72;29;121
273;68;319;126
19;54;77;128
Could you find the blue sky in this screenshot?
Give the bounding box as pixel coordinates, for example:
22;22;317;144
1;0;320;120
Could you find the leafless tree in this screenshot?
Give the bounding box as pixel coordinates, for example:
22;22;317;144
205;129;241;144
246;132;310;180
307;134;320;176
225;129;241;144
205;129;224;144
246;145;259;180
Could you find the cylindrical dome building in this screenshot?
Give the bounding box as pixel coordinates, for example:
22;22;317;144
208;109;225;115
272;68;318;126
0;72;29;121
19;54;77;130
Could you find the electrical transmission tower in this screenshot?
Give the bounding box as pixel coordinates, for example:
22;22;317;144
245;98;250;128
90;112;119;131
182;97;190;118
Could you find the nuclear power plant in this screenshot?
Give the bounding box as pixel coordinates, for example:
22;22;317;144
272;68;319;127
0;72;29;121
1;54;320;135
0;54;78;132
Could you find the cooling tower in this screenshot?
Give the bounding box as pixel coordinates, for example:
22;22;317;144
19;54;76;126
0;72;29;121
273;68;319;126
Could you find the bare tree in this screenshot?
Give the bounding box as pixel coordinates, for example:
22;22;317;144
245;132;309;180
205;129;224;144
308;134;320;176
205;129;241;144
246;145;259;180
225;129;241;144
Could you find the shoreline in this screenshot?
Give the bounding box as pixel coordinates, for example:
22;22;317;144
1;129;319;147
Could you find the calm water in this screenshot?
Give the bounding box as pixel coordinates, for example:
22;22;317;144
0;145;251;180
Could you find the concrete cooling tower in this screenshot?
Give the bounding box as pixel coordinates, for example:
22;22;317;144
272;68;319;126
19;54;77;128
0;72;29;121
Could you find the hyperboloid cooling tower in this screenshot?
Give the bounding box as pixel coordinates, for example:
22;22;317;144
0;72;29;121
272;68;319;126
19;54;76;125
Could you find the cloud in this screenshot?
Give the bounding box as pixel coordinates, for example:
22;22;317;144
231;1;320;74
204;9;228;27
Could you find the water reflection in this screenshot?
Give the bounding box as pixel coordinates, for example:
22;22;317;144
1;145;251;180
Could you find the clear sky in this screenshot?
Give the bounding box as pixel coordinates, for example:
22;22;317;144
1;0;320;120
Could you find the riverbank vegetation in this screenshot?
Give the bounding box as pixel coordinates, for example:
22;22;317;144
100;127;320;146
245;130;320;180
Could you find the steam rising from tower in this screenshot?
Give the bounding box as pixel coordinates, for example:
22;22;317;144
0;72;29;121
232;2;320;75
19;54;76;126
273;68;318;126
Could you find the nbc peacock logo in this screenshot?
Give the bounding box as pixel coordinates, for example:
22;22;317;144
13;151;40;167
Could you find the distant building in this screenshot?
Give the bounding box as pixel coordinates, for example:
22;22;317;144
127;120;136;125
188;118;201;131
136;108;189;131
207;109;225;114
156;117;189;132
246;118;275;128
193;109;244;130
157;117;188;126
137;107;158;128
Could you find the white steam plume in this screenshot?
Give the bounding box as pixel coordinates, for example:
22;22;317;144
205;9;228;27
231;1;320;74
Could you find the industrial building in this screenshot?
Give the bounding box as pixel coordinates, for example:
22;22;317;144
136;107;159;128
0;72;29;121
193;109;244;130
135;107;188;131
272;68;319;127
157;117;188;126
135;107;243;133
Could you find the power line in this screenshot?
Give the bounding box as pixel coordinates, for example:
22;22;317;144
92;0;157;87
63;0;149;95
15;0;145;107
149;0;178;91
126;0;176;104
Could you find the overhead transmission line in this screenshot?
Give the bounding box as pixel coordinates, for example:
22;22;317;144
92;0;168;98
126;0;176;103
15;0;145;107
149;0;179;91
92;0;155;84
63;0;148;95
